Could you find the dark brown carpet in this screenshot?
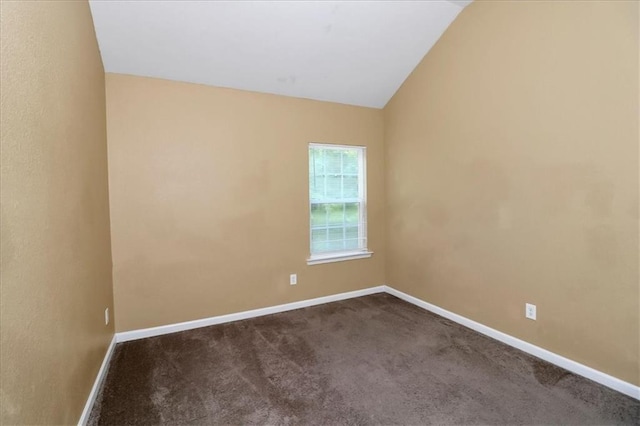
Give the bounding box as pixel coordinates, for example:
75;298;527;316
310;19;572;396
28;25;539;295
88;293;639;425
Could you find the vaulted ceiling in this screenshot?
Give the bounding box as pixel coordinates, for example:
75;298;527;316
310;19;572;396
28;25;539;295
89;1;470;108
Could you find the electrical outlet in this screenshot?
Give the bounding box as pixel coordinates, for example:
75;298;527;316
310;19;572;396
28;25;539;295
105;308;110;325
289;274;297;285
525;303;536;320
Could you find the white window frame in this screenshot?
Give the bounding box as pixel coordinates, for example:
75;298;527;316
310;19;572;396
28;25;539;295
307;143;373;265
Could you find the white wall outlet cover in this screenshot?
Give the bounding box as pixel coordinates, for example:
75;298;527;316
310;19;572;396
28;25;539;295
525;303;537;320
105;308;110;325
290;274;297;285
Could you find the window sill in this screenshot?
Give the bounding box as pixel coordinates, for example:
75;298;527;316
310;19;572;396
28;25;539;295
307;250;373;266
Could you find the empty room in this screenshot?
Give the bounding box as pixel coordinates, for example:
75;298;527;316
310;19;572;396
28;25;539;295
1;0;638;424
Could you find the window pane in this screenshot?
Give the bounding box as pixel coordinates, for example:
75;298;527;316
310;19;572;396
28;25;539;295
309;148;325;174
346;226;359;250
345;226;359;239
325;175;341;198
343;176;358;198
324;203;345;225
345;238;360;251
345;202;359;223
325;149;342;174
311;229;328;253
312;240;329;253
310;204;326;226
328;227;344;239
328;227;345;251
309;175;324;200
311;228;328;241
312;203;352;226
343;150;358;174
309;148;324;200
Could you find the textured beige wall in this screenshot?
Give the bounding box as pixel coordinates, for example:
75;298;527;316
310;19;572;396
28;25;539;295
0;1;115;424
385;1;639;385
106;73;385;332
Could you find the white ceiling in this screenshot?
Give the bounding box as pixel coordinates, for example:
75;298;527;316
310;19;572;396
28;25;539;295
89;1;470;108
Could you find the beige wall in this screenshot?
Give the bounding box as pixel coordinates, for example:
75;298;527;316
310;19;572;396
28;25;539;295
2;4;636;422
385;1;639;385
0;1;114;424
106;73;385;332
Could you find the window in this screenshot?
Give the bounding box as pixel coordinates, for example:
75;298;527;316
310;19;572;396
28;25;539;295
308;143;372;265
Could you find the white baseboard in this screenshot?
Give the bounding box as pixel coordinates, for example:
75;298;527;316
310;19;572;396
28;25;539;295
384;285;640;401
116;286;386;343
77;335;117;425
78;288;385;423
86;284;637;407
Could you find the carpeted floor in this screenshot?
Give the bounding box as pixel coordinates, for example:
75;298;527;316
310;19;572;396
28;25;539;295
89;293;639;425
